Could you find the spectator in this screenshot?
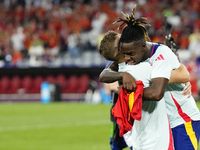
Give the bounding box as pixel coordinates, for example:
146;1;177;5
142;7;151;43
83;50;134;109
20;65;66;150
46;26;60;60
186;53;199;100
0;0;198;68
188;24;200;60
28;33;45;67
67;31;80;58
10;26;25;65
10;26;25;55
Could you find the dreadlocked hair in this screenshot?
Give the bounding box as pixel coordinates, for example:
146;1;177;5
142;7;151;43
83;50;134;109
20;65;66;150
113;4;151;45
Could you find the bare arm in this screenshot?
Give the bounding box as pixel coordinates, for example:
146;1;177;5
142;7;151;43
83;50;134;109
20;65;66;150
99;62;189;99
99;61;137;91
109;81;119;93
99;61;121;83
99;67;124;83
143;63;190;101
143;78;169;101
103;83;111;95
169;63;191;97
143;63;191;101
169;63;190;84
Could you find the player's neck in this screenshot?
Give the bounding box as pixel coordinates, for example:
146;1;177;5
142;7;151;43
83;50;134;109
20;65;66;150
143;42;153;60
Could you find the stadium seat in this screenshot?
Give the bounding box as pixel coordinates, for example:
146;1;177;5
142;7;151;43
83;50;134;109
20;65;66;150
9;75;22;93
77;74;90;93
21;75;33;93
44;75;55;83
55;74;68;93
31;76;44;93
64;75;79;93
0;76;10;93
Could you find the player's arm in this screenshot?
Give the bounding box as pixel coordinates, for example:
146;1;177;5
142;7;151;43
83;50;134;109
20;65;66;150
109;81;119;93
99;61;137;91
169;63;190;84
143;78;169;101
169;63;192;97
137;63;190;101
99;61;122;83
142;64;191;101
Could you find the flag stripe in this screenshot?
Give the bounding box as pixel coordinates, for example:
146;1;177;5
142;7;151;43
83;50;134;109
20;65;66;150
128;92;134;121
185;121;198;150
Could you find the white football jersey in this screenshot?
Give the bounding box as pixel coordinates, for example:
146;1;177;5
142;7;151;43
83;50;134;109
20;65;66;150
148;43;200;128
119;62;173;150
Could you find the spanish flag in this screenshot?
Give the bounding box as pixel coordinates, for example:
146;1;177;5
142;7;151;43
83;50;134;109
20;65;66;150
112;80;143;137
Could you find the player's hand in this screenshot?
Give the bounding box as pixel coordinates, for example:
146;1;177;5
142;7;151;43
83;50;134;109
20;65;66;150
117;85;122;94
122;72;137;92
182;81;192;98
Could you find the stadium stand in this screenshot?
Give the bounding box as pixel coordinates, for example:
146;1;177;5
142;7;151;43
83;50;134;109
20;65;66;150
9;75;22;93
64;75;79;93
21;75;33;93
0;0;199;101
31;75;44;93
55;74;68;93
0;76;10;94
77;74;90;93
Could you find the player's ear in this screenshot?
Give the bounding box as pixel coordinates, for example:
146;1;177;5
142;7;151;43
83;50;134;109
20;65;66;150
142;41;146;50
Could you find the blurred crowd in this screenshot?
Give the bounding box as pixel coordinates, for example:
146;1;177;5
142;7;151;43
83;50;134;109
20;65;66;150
0;0;199;68
0;0;199;98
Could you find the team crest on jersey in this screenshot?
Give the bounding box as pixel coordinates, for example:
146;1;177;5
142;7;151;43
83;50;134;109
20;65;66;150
155;54;165;61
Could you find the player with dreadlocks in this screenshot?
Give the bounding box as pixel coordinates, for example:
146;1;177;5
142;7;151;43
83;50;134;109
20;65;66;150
99;4;200;150
106;17;189;150
99;30;174;150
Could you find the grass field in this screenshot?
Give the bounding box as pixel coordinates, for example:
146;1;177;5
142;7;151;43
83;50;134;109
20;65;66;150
0;101;200;150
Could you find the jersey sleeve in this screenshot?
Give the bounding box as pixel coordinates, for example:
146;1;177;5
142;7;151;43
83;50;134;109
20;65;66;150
151;45;180;80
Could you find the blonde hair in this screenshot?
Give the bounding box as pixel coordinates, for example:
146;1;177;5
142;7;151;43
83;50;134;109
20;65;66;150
99;30;119;61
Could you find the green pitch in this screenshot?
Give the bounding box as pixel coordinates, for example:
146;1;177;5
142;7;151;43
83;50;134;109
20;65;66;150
0;103;111;150
0;101;200;150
